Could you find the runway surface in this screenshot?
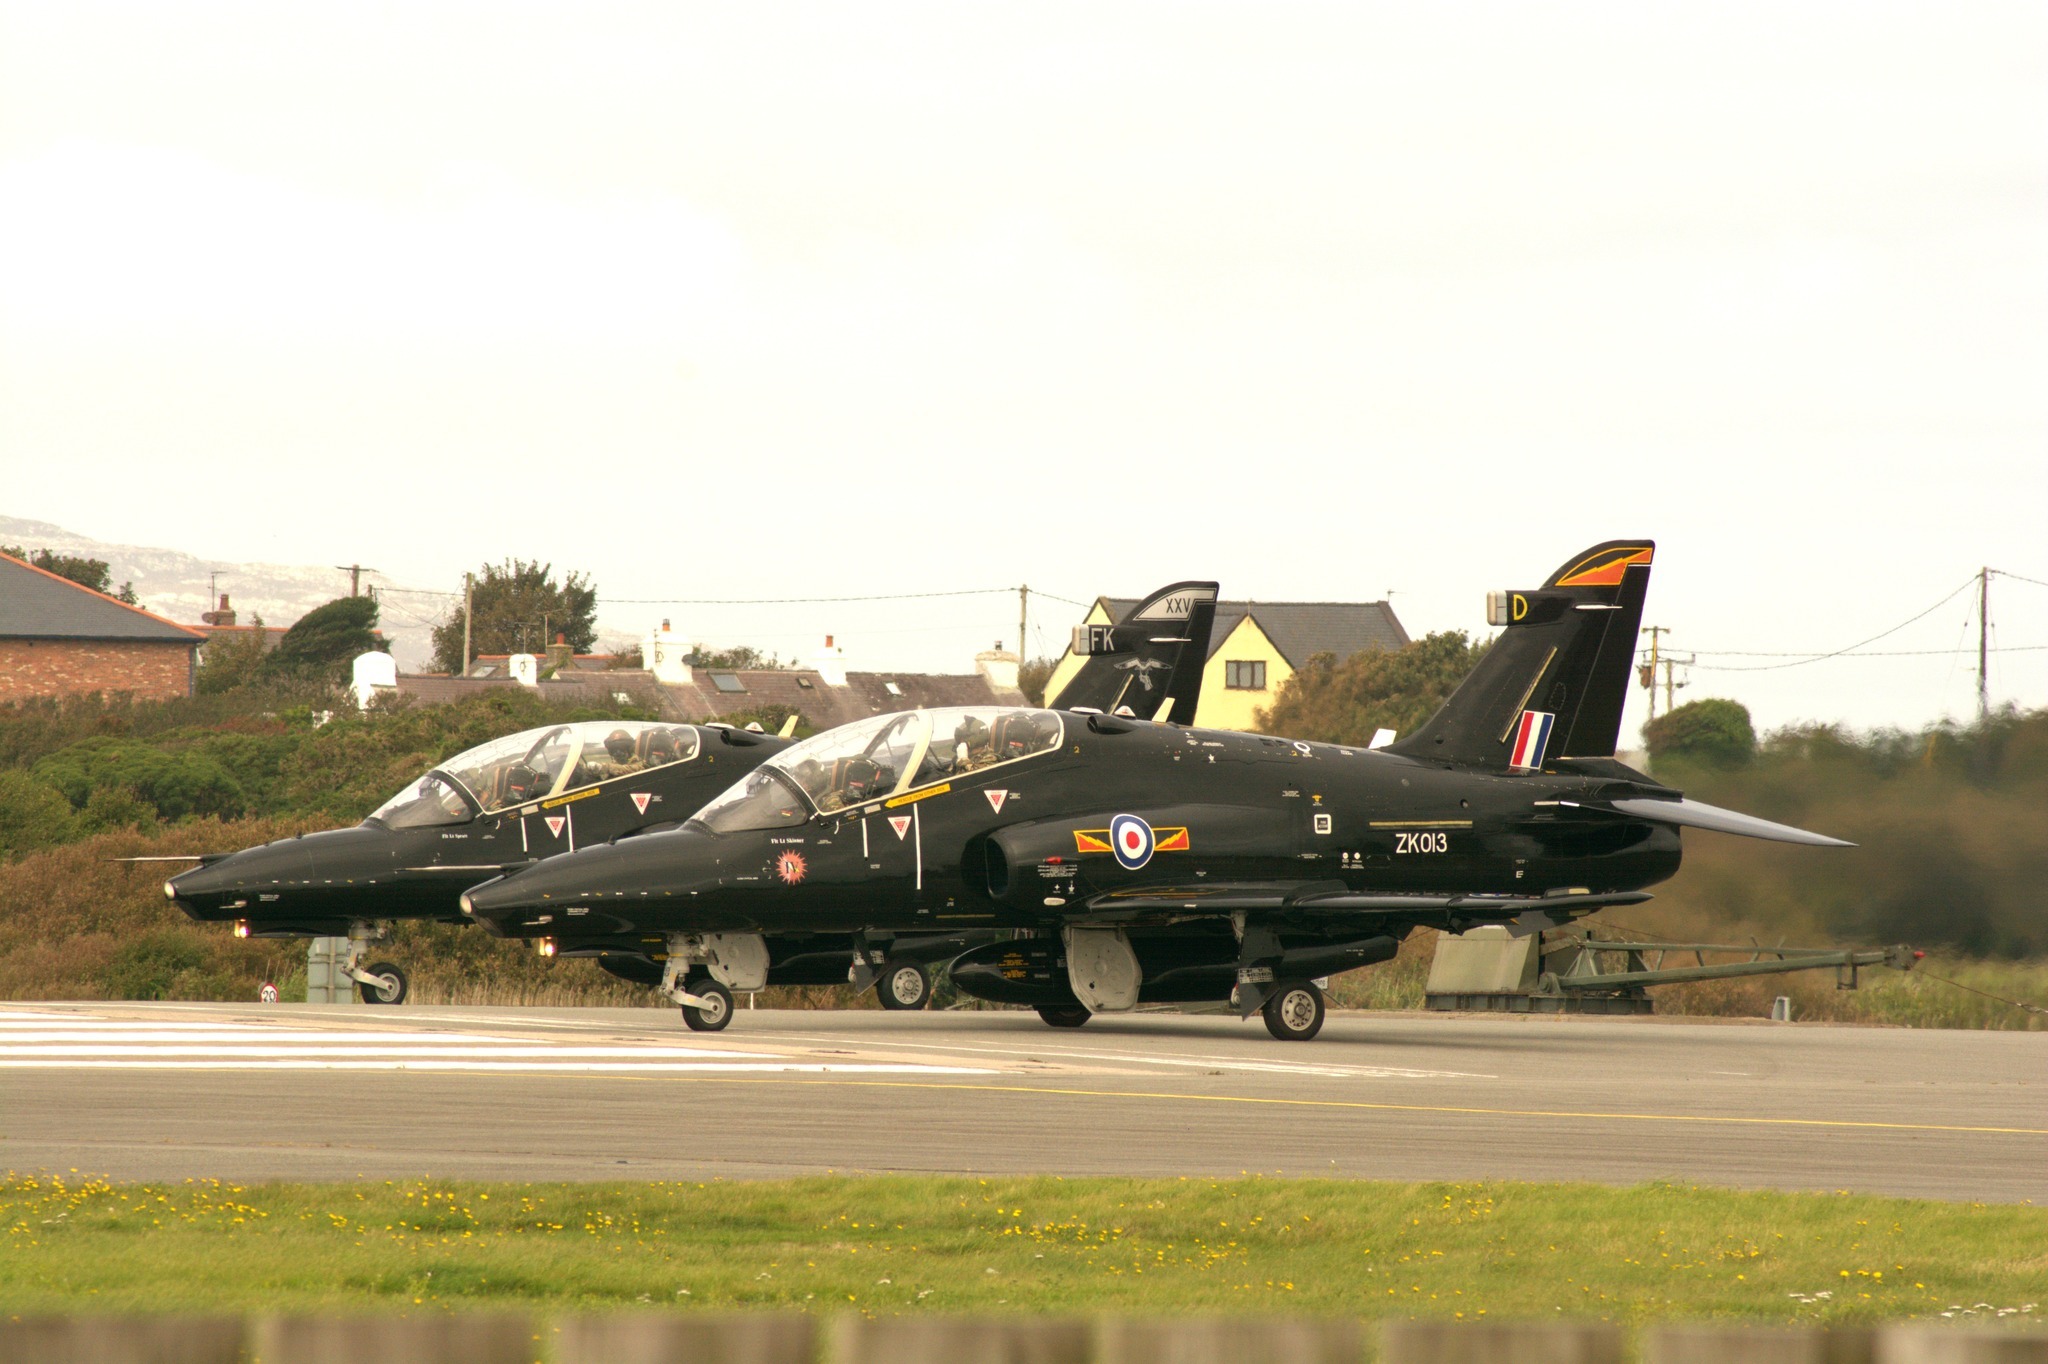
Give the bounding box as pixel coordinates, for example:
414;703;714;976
1;1002;2040;1202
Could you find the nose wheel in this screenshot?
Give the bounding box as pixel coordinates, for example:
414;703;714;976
876;962;931;1010
680;976;734;1032
356;961;408;1005
1035;1005;1091;1028
1261;979;1325;1041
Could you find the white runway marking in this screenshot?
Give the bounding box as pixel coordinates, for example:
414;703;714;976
0;1010;992;1076
770;1030;1494;1081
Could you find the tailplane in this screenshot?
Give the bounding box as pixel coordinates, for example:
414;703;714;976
1388;541;1653;770
1047;581;1218;724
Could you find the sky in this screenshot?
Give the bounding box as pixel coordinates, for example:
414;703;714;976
2;2;2043;739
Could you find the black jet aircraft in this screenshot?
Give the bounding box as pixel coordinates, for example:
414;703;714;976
459;540;1850;1040
163;718;793;1003
161;582;1217;1011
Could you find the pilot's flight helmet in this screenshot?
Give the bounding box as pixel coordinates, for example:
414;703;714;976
604;729;635;762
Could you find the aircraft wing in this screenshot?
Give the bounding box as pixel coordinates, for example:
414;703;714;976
1598;797;1853;847
1073;882;1650;923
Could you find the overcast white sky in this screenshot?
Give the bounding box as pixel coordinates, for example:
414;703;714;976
3;2;2043;738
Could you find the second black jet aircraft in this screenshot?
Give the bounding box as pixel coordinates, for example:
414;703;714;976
460;540;1850;1040
163;580;1217;1012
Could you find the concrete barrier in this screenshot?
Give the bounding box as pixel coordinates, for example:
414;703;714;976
1876;1328;2048;1363
1645;1324;1876;1363
1380;1320;1625;1364
830;1316;1092;1364
0;1317;244;1364
552;1313;815;1363
1096;1317;1362;1364
249;1315;533;1364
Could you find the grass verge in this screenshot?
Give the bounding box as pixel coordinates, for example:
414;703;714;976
3;1173;2041;1325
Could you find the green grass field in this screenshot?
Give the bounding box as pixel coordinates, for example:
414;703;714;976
4;1173;2041;1327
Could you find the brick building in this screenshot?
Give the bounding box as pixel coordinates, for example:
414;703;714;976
0;551;204;703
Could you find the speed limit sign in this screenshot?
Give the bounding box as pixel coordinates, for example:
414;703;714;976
259;982;279;1003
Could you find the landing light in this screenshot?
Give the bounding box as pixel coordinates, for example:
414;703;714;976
459;892;475;915
233;921;249;939
163;881;177;901
536;938;557;958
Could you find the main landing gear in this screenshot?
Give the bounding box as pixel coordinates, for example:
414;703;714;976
1261;979;1325;1042
875;961;931;1011
1035;1005;1091;1028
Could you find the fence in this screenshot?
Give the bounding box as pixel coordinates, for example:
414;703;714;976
0;1315;2042;1363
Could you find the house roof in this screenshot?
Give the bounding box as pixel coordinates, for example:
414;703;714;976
1098;596;1408;668
394;667;1023;728
0;552;205;644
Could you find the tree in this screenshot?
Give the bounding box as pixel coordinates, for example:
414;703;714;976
3;544;138;603
686;645;783;670
0;770;77;859
1644;698;1756;768
31;737;244;822
196;614;270;694
1257;631;1491;747
264;597;383;683
430;561;598;674
1017;657;1057;707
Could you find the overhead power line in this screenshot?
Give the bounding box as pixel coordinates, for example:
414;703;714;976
1687;577;1979;672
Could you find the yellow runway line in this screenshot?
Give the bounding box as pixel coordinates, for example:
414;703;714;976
519;1072;2048;1138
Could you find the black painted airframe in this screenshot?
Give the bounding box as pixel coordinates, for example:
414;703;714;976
460;542;1851;1039
163;582;1217;1008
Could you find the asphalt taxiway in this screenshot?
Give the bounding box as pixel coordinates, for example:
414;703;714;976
1;1002;2039;1201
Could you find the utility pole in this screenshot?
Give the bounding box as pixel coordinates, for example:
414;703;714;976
1978;566;1991;721
1017;584;1030;665
334;564;377;597
1639;625;1668;727
1660;653;1692;715
461;573;474;677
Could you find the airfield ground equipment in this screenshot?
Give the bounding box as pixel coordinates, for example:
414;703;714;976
1425;925;1919;1014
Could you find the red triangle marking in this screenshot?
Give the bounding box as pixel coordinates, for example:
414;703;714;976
544;816;566;838
631;792;652;814
985;789;1008;813
889;815;912;840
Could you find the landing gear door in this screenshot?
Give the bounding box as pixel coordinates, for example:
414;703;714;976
520;797;585;857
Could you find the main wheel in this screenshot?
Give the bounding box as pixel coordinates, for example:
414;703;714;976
681;978;734;1032
1036;1004;1091;1029
1261;979;1324;1041
358;962;408;1005
876;962;931;1010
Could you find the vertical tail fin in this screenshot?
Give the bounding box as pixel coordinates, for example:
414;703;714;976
1387;541;1653;770
1047;581;1218;724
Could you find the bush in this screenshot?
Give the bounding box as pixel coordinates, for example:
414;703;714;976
102;931;210;1000
32;737;244;822
0;770;77;858
1645;698;1756;768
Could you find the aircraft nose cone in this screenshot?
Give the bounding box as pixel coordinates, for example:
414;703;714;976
462;833;713;933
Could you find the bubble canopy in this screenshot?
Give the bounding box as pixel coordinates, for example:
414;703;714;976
367;721;702;830
692;707;1062;834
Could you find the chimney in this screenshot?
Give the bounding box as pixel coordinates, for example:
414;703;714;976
975;640;1021;694
646;618;693;685
200;593;237;628
814;634;848;687
546;631;573;673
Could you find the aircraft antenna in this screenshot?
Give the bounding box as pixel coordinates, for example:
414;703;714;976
1018;584;1030;672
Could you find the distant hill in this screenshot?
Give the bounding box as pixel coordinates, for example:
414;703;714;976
0;515;442;667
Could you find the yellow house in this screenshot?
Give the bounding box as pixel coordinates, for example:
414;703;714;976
1041;596;1408;732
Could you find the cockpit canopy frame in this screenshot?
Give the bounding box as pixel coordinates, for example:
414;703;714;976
367;720;704;830
691;707;1064;835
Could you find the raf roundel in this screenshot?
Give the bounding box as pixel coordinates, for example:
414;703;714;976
1108;813;1154;870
